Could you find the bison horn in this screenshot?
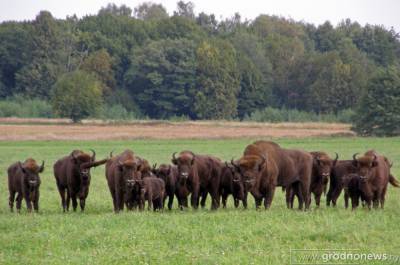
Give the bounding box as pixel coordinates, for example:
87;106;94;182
334;152;339;161
152;163;157;170
38;160;45;173
118;160;124;166
109;150;114;158
172;152;177;160
260;154;266;165
90;149;96;162
352;153;359;161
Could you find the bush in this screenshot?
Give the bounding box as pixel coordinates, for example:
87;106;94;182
244;107;355;123
0;96;53;118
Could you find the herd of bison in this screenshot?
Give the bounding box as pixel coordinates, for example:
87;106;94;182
7;140;400;213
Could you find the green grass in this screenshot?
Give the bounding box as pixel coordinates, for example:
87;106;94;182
1;138;400;264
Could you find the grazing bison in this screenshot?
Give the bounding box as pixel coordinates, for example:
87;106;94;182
8;159;44;212
351;151;400;209
221;162;248;208
232;140;313;210
172;151;223;210
326;160;357;207
288;152;338;208
54;150;108;212
152;164;178;210
342;173;373;210
105;150;144;213
139;177;165;211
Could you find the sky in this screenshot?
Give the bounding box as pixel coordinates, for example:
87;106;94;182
0;0;399;31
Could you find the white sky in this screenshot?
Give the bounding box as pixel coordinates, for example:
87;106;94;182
0;0;399;31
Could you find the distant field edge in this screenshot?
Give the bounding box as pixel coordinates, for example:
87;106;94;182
0;118;354;141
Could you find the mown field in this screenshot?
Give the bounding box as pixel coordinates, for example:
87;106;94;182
1;138;400;264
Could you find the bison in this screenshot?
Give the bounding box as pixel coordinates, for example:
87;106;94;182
139;177;165;211
105;150;145;212
221;162;248;208
342;173;373;210
8;158;44;212
54;150;108;212
287;152;338;208
172;151;223;210
351;151;400;209
232;140;313;210
326;160;357;207
152;163;179;210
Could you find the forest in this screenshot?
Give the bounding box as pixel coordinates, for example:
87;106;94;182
0;1;400;134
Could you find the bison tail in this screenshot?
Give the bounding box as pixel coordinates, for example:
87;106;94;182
389;174;400;188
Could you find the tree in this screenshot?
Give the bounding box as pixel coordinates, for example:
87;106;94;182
174;1;195;20
134;2;169;21
51;71;103;122
353;67;400;136
194;40;240;119
124;38;196;118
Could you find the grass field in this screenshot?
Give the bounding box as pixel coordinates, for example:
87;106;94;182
1;138;400;264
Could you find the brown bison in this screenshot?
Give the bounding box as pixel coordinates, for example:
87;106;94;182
221;162;248;208
288;152;338;208
152;163;179;210
139;177;165;211
105;150;144;212
326;160;357;207
54;150;107;212
351;151;400;209
342;173;373;210
232;140;313;210
8;159;44;212
172;151;223;210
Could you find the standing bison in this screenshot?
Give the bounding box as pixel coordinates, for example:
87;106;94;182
54;150;108;212
288;152;338;208
139;177;166;211
221;162;248;208
8;158;44;212
152;163;179;210
172;151;223;210
105;150;145;212
232;140;313;210
351;151;400;209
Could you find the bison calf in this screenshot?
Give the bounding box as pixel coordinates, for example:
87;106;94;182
139;177;165;211
8;158;44;213
342;173;373;210
152;163;178;210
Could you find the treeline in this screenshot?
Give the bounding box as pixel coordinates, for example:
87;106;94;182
1;2;400;133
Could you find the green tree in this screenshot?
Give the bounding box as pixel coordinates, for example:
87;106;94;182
194;40;240;119
124;38;196;118
134;2;169;21
51;71;103;122
353;67;400;136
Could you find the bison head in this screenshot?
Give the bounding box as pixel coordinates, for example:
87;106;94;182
352;153;378;179
118;158;142;189
154;164;171;182
19;159;44;190
312;152;338;184
231;155;266;192
71;149;108;184
172;151;195;182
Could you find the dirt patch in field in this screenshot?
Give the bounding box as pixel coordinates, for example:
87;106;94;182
0;118;354;141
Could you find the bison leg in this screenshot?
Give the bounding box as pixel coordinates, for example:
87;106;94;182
242;192;248;209
57;187;67;212
255;198;262;210
200;190;208;209
234;198;239;208
314;192;322;208
71;194;78;212
344;190;349;209
9;191;16;212
79;199;86;212
380;188;387;209
33;190;40;212
191;186;200;209
16;193;23;213
24;191;32;213
285;186;294;209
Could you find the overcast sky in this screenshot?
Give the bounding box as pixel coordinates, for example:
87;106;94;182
1;0;399;31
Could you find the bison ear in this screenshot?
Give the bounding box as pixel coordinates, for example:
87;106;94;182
352;160;358;168
171;158;178;165
372;161;378;167
190;157;195;166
